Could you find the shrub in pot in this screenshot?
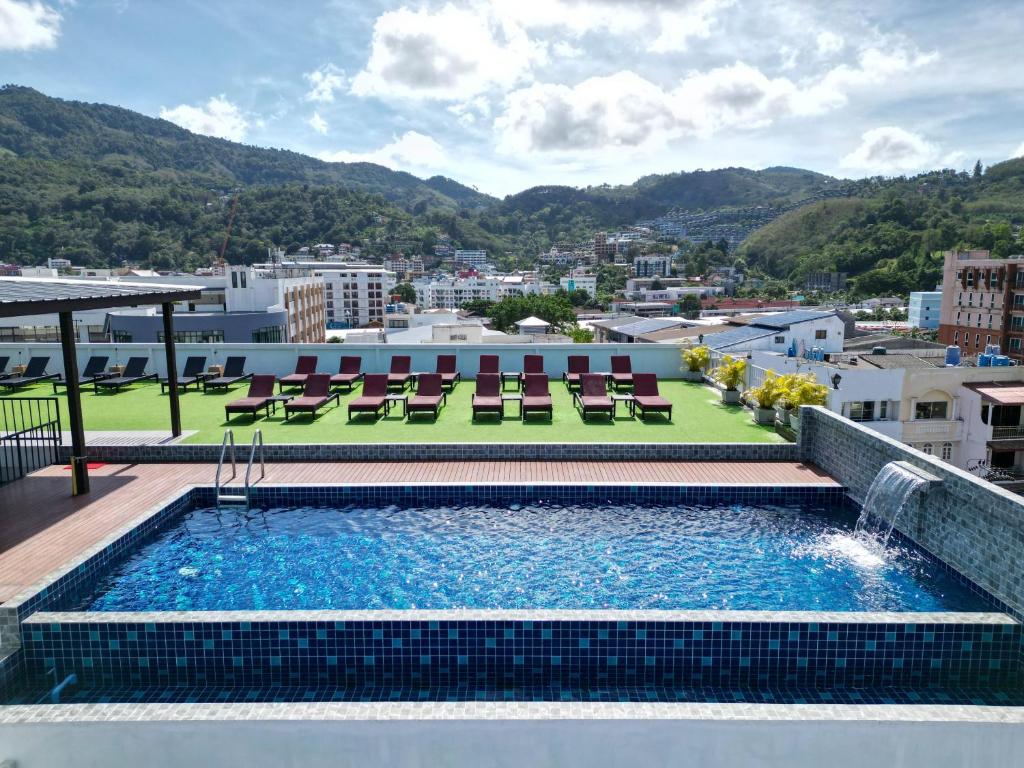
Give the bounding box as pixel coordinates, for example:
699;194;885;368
680;345;710;382
711;355;746;404
784;373;828;429
744;372;783;425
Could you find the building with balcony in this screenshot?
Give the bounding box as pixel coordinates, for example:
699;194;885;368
632;254;672;278
937;249;1024;361
454;249;488;268
225;265;325;342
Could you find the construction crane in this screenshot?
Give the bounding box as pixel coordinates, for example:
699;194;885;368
217;190;240;261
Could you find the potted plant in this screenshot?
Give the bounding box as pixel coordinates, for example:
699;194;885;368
711;354;746;404
775;374;795;426
680;345;710;382
744;372;783;425
785;373;828;430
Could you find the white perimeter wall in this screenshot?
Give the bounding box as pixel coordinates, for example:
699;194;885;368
1;717;1022;768
0;342;686;380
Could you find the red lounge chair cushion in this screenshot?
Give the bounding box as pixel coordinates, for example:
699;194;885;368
287;396;329;411
472;395;502;408
349;396;385;410
635;395;671;409
226;397;269;411
580;396;613;408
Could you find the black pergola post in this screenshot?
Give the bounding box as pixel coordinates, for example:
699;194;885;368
162;302;181;437
58;311;89;495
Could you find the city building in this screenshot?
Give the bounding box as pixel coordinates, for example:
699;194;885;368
382;255;425;282
316;266;394;329
937;250;1024;361
454;249;488;268
559;271;598;297
908;291;942;329
632;254;672;278
413;274;548;310
223;265;325;342
805;272;848;292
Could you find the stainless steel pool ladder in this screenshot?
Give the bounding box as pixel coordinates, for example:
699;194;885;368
215;429;264;508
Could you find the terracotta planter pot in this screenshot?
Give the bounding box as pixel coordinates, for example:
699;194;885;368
721;388;741;405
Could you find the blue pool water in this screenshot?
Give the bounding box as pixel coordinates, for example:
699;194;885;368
81;501;989;612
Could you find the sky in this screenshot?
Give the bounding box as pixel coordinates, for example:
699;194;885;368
2;0;1024;198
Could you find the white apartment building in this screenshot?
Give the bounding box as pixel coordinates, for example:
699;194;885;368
226;265;325;342
413;274;548;310
454;249;488;268
559;272;598;297
632;254;672;278
316;267;396;328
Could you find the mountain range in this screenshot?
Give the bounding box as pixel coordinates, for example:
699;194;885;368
1;85;1023;295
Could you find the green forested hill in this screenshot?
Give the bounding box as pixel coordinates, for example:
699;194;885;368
737;162;1024;295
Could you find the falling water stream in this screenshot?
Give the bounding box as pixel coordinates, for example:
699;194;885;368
855;462;929;549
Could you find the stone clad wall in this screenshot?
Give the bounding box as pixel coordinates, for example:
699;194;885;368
799;406;1024;616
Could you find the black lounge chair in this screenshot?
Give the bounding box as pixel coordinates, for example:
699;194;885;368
52;356;111;392
203;356;252;392
94;357;157;393
160;356;209;394
0;357;59;391
0;356;10;380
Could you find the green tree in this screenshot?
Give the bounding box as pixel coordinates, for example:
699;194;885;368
459;298;495;316
392;282;417;303
679;293;702;319
488;294;576;332
973;160;983;179
567;325;594;343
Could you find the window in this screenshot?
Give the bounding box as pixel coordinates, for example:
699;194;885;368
774;336;785;344
1014;294;1024;308
915;401;948;420
251;326;284;343
982;404;990;424
848;401;888;422
240;271;247;288
111;331;133;343
1012;338;1022;352
941;443;953;461
157;330;225;344
976;333;981;347
231;271;238;289
922;443;934;455
814;329;827;340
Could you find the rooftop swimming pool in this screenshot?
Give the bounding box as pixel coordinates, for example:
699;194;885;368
79;500;987;613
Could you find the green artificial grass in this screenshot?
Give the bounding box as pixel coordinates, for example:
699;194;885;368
2;379;783;445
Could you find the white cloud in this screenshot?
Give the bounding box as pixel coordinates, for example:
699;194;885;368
308;111;328;135
350;3;545;101
0;0;62;50
815;30;844;56
840;126;941;172
552;40;583;59
1014;142;1024;159
303;63;346;103
159;96;249;142
496;44;936;153
318;131;448;172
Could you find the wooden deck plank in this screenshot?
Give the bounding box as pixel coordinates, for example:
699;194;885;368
0;460;837;604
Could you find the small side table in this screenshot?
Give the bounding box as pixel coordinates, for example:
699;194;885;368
501;393;523;418
611;393;635;417
500;371;521;391
385;394;407;417
107;364;124;375
265;394;293;416
208;365;224;377
11;364;26;375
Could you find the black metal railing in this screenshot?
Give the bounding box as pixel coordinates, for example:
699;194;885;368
0;397;62;485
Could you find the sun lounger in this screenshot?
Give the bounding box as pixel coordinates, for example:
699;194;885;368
435;354;461;389
517;354;544;387
472;373;503;420
330;356;363;392
0;356;60;391
574;373;614;420
202;356;252;392
283;374;337;420
51;356;111;392
522;373;553;420
93;357;157;393
609;355;633;390
0;356;9;380
160;356;209;393
407;373;446;420
632;373;672;420
347;374;389;420
388;355;412;391
279;355;318;392
562;355;590;390
478;354;500;376
224;375;278;421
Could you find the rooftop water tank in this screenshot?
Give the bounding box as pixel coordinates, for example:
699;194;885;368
871;346;887;355
993;355;1011;366
945;345;961;366
979;353;993;367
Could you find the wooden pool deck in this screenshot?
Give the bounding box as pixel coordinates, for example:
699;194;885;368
0;460;837;605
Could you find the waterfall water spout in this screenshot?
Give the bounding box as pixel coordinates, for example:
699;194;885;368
854;462;930;549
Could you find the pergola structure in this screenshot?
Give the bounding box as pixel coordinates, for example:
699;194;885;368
0;278;202;495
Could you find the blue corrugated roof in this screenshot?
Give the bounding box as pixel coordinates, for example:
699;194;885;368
706;325;775;350
749;310;835;330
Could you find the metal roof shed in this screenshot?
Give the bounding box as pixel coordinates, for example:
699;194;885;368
0;277;203;495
